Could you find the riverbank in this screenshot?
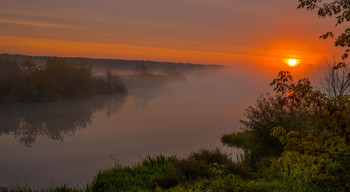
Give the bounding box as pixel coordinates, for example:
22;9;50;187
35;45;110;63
7;149;285;192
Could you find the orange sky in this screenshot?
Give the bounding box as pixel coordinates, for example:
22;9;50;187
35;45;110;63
0;0;343;74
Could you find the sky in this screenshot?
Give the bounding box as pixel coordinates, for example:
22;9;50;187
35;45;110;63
0;0;343;71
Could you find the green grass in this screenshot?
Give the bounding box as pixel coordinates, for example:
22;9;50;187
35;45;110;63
90;155;178;191
10;149;284;192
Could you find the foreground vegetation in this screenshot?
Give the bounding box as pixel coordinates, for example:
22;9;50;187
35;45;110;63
10;149;279;192
222;68;350;191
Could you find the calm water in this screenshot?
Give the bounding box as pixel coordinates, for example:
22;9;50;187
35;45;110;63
0;67;271;188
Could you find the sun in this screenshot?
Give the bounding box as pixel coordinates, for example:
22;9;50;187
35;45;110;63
287;59;297;67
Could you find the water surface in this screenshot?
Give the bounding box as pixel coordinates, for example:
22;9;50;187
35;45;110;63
0;67;270;188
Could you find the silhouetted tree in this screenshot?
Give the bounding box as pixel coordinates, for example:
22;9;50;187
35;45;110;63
162;65;186;81
21;56;38;75
0;57;127;102
297;0;349;65
104;69;127;94
134;62;148;75
322;59;350;97
0;56;21;100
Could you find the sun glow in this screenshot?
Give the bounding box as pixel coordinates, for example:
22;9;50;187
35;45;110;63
287;59;297;67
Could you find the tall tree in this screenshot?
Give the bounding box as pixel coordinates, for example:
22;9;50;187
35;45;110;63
297;0;350;66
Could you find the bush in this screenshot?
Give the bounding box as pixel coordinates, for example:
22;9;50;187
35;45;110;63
175;159;211;180
190;148;232;166
221;130;252;149
222;72;315;168
90;155;177;192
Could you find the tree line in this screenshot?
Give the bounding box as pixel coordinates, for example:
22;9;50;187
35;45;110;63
0;56;127;102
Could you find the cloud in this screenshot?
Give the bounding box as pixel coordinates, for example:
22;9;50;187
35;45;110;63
0;19;72;28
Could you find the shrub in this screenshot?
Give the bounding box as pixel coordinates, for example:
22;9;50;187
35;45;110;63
190;148;232;166
221;130;251;149
175;159;211;180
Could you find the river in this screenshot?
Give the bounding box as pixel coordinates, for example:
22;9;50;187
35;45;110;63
0;66;271;188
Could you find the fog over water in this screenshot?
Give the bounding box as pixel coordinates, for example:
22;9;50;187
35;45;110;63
0;65;323;188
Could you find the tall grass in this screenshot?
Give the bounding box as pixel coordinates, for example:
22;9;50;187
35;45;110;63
90;155;177;191
10;149;262;192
